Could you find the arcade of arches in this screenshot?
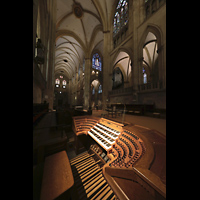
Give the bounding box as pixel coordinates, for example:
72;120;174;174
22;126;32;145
33;0;166;111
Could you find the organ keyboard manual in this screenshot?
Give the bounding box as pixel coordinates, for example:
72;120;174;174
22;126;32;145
72;115;166;200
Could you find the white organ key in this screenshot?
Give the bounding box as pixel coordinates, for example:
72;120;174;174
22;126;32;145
88;131;111;151
94;125;117;141
91;127;115;145
96;123;120;136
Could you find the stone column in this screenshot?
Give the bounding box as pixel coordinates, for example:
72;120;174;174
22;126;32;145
43;0;56;110
83;57;91;110
139;0;146;24
102;31;112;110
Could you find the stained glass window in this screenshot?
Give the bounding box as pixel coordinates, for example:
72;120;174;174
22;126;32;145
62;80;66;86
98;85;102;93
116;12;120;32
143;68;147;84
121;8;124;25
124;1;128;25
55;78;60;84
92;87;95;95
92;53;102;71
113;0;128;36
113;18;116;34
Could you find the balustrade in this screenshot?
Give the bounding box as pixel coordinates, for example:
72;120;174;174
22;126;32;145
138;81;162;92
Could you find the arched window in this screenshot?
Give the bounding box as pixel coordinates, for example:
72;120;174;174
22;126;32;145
113;0;129;37
55;78;60;84
143;68;147;84
62;80;66;88
62;80;66;86
92;53;102;71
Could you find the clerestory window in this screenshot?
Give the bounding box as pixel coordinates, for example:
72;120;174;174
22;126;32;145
92;53;102;71
113;0;129;37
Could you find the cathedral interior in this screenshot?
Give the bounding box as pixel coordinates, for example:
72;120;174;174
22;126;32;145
33;0;166;199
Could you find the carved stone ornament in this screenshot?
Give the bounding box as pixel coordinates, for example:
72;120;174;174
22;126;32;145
73;3;83;19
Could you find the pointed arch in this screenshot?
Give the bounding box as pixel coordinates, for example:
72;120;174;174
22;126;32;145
112;0;129;37
112;47;133;82
138;24;163;60
138;24;163;84
112;47;133;68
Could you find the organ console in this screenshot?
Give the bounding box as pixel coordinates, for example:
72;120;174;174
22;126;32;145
72;115;166;200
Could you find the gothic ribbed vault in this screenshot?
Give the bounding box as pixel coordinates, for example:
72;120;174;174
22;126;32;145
55;0;116;81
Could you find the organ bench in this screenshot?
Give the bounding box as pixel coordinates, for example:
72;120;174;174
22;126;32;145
40;151;74;200
72;116;166;200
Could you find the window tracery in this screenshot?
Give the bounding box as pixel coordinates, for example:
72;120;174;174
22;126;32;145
55;78;60;85
98;85;102;93
62;80;66;86
113;0;129;37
